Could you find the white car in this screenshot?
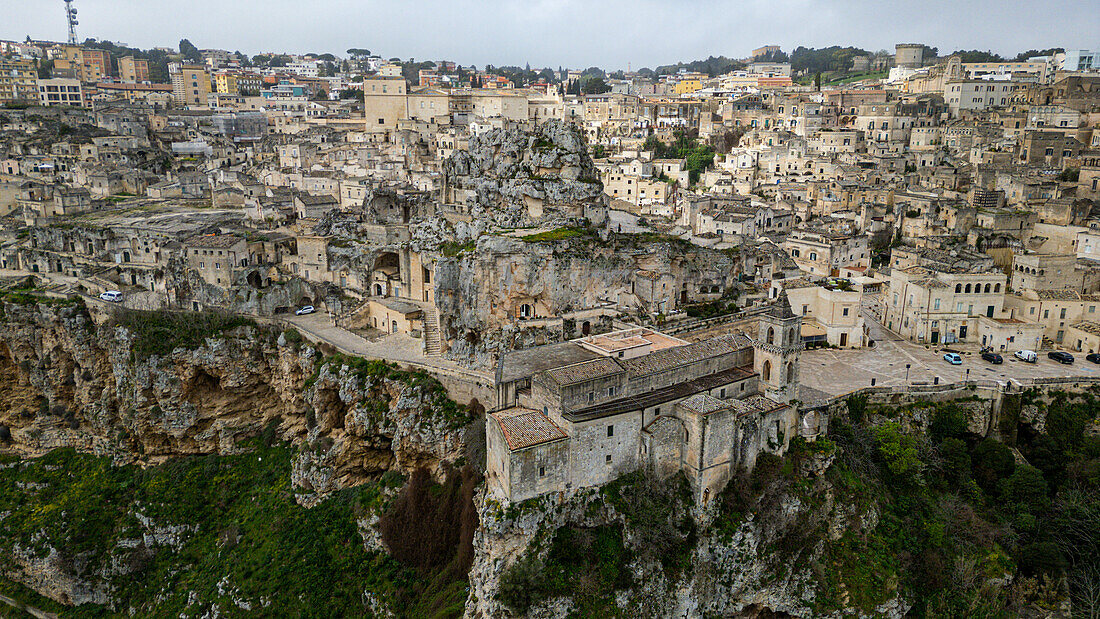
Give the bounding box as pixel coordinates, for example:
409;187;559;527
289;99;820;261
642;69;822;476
1014;349;1037;363
295;305;315;316
99;290;123;302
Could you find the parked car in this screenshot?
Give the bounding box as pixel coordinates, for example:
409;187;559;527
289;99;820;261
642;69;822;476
295;305;315;316
1014;350;1038;363
1087;353;1100;364
1048;351;1075;364
943;353;963;365
981;351;1003;364
99;290;123;302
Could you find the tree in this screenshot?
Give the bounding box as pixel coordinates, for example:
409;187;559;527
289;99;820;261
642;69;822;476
875;422;923;478
1014;47;1063;61
950;50;1005;63
999;464;1049;515
578;76;610;94
938;437;971;484
339;88;362;100
179;39;202;63
973;438;1015;492
36;58;54;79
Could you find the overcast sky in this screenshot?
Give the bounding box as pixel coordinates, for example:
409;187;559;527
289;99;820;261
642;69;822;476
6;0;1097;70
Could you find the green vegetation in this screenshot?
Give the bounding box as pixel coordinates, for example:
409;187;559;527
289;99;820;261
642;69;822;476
1;289;84;310
0;445;475;617
440;240;476;256
790;46;870;75
647;55;746;78
498;524;632;614
520;227;593;243
499;468;693;614
683;299;739;320
644;131;715;184
1059;168;1080;182
312;353;473;428
111;309;255;361
811;391;1100;614
822;71;888;85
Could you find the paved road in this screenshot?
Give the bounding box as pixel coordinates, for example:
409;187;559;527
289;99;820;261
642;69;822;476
800;303;1100;397
283;311;493;382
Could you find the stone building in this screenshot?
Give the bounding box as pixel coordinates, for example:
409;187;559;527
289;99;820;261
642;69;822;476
487;298;806;505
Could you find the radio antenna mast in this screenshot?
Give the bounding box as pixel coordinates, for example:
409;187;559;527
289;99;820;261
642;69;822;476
64;0;79;45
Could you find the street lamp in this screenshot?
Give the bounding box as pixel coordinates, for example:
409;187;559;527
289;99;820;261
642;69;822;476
905;363;911;384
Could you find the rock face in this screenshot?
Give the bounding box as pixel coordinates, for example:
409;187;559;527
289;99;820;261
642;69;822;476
0;302;466;482
465;463;909;619
433;234;739;368
443;120;607;228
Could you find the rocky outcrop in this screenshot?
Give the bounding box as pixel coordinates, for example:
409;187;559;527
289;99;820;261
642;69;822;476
443;120;606;228
0;301;468;484
433;234;739;367
466;459;909;619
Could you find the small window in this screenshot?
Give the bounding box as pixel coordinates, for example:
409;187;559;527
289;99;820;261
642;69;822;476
607;425;614;437
843;307;850;316
538;466;545;477
588;392;594;403
605;454;612;464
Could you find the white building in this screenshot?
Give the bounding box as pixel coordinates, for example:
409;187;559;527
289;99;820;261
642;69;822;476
36;78;84;107
944;80;1017;116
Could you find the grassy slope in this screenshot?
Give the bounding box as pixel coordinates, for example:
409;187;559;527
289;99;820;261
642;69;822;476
0;446;466;617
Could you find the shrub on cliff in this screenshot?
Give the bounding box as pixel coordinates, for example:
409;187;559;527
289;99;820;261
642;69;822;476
111;309;255;361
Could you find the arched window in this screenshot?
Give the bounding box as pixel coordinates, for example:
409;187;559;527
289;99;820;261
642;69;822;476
762;360;772;382
994;283;1001;292
955;284;962;293
767;327;775;344
984;284;991;293
786;362;795;383
965;284;972;293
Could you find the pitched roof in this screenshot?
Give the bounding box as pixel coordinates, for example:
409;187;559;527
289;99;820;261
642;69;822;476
489;408;568;450
543;357;624;387
618;333;751;377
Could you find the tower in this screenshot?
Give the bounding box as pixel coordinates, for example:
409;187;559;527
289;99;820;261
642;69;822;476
752;290;802;404
63;0;79;45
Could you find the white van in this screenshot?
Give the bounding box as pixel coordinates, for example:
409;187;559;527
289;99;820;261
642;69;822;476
99;290;123;303
1014;349;1037;363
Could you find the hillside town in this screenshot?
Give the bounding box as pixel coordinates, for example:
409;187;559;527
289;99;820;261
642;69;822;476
2;34;1100;503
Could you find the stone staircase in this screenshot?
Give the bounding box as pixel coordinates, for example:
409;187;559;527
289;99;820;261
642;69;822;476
422;307;442;356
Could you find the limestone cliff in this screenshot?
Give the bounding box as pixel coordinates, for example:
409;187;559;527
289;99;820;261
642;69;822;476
442;120;606;228
0;300;468;484
433;234;740;367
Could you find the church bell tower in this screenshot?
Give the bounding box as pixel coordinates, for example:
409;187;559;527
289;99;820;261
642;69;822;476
752;290;802;404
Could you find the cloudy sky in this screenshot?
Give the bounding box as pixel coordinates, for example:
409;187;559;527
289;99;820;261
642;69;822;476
7;0;1097;69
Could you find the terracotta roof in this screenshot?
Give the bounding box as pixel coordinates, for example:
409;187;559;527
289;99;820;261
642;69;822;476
564;365;754;422
677;393;728;415
728;395;787;417
543;357;624;386
1037;290;1081;300
489;408;568;450
185;234;244;249
619;334;751;377
1071;321;1100;336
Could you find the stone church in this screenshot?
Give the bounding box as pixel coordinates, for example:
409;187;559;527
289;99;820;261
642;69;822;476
486;293;816;505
